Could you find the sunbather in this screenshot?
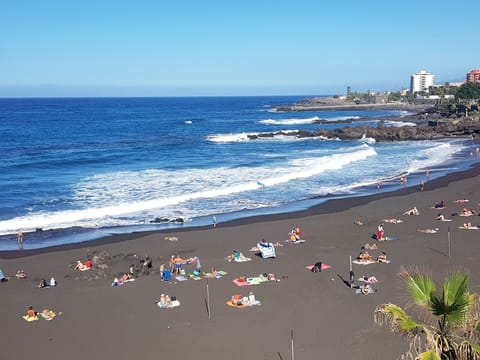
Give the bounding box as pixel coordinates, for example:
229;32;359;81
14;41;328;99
382;218;402;224
418;228;439;233
15;269;26;279
357;250;373;262
227;250;250;262
353;219;364;226
403;206;419;215
74;260;88;271
377;252;388;263
460;208;475;216
361;283;372;295
364;243;377;250
26;306;37;319
0;268;10;283
360;275;378;283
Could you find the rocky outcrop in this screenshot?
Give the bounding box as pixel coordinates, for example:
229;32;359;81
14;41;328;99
248;119;480;142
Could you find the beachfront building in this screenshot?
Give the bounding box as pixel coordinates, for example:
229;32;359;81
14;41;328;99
467;69;480;83
410;70;435;94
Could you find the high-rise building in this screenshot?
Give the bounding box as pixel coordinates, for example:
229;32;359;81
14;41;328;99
410;70;435;94
467;69;480;83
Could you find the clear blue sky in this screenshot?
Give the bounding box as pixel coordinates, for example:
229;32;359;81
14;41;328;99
1;0;478;97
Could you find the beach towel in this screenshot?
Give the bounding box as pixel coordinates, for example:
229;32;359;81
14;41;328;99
257;242;276;259
383;236;399;241
284;239;306;244
188;273;202;280
79;266;91;271
352;259;376;265
439;218;453;222
459;226;479;230
226;300;261;308
233;275;274;287
157;300;181;309
175;275;188;282
22;315;39;322
305;264;332;271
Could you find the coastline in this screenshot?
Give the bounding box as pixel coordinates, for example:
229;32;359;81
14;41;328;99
1;156;480;359
3;161;478;259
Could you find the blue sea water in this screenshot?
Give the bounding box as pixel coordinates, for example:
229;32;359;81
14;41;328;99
0;96;476;250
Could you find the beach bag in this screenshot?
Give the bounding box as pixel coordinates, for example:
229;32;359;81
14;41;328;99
312;261;322;273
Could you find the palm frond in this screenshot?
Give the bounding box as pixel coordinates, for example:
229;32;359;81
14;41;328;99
406;273;436;307
374;303;421;333
417;350;440;360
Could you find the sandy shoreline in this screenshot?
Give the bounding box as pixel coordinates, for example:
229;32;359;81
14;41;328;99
1;162;479;359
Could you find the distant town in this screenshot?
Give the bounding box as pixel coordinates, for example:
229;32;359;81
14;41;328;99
278;68;480;118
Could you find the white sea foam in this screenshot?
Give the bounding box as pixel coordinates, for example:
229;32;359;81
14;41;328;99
0;146;377;235
206;130;300;143
259;116;321;125
384;120;416;127
406;141;463;174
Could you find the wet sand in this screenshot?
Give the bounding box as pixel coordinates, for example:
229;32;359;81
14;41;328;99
1;163;479;360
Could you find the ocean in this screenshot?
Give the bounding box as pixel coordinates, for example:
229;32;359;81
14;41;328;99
0;96;476;250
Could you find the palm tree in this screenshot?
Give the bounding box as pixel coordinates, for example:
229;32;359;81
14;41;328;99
374;266;480;360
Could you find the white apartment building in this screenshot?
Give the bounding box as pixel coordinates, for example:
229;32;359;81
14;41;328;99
410;70;435;94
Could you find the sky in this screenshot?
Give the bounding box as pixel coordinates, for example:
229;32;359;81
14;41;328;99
0;0;478;97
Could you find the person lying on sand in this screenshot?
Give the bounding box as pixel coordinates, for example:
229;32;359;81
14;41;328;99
418;228;439;233
227;250;249;262
364;243;377;250
382;218;403;224
74;260;91;271
353;219;364;226
403;207;419;216
454;198;469;203
360;275;378;283
460;208;476;216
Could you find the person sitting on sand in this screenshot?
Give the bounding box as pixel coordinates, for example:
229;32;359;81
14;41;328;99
436;213;446;221
49;277;57;287
361;283;372;295
357;249;373;262
26;306;37;319
434;200;445;209
364;243;377;250
418;228;439;233
38;279;48;288
0;268;10;283
15;269;26;279
85;258;92;269
403;207;419;216
462;222;475;229
120;272;132;284
377;252;388;263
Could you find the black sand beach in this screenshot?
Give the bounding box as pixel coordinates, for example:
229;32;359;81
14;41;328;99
1;163;479;360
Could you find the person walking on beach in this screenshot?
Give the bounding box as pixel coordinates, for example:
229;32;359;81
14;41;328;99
17;230;23;250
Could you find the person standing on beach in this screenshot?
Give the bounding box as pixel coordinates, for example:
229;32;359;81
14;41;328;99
17;230;23;250
377;224;384;241
212;216;217;228
376;179;381;191
425;168;430;181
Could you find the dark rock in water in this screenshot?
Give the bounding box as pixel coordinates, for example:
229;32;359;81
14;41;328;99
150;217;184;223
